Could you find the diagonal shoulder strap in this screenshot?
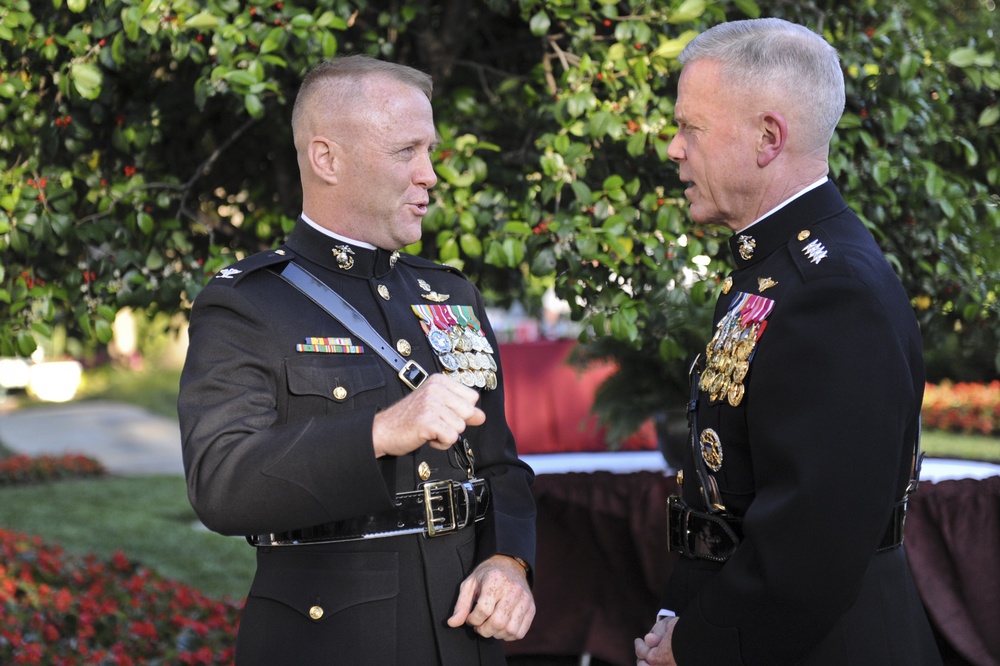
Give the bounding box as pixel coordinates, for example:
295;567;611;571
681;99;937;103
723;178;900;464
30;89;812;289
278;261;428;391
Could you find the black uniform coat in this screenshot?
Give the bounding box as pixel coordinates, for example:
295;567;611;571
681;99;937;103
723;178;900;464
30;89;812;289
178;218;536;665
665;181;941;665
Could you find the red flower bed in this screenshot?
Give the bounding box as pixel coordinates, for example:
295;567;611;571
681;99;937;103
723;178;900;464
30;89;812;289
0;529;241;665
0;454;105;486
923;380;1000;436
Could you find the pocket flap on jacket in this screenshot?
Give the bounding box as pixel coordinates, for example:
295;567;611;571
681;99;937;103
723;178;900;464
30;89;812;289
249;550;398;620
285;355;386;400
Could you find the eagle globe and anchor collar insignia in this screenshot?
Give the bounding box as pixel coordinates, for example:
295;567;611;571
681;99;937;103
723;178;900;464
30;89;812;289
737;234;756;261
700;291;775;407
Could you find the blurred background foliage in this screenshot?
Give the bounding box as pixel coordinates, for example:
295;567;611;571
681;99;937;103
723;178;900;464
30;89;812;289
2;0;998;444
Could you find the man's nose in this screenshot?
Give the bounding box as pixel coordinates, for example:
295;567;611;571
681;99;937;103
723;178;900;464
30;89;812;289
415;152;438;188
666;134;685;163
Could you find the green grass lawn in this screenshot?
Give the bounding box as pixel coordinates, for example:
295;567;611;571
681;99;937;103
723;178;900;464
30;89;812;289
0;474;255;601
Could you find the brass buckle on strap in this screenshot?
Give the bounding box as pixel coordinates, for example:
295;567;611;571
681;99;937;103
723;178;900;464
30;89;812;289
423;480;468;537
399;360;429;391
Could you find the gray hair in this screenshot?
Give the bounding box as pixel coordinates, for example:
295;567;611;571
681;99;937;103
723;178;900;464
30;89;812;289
291;55;433;147
679;18;845;150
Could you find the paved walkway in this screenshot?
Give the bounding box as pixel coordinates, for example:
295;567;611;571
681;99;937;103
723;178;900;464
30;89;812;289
0;400;184;476
1;399;998;482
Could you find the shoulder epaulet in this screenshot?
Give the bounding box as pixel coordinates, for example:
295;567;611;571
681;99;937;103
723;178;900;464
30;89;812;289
208;247;295;287
396;253;467;278
788;227;846;281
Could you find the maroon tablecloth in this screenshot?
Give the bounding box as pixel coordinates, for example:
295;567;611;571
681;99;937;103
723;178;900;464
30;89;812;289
499;341;655;454
506;471;1000;666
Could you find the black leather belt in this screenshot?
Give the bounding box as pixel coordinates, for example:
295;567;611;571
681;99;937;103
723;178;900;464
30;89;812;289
247;479;489;547
667;495;743;563
667;495;907;562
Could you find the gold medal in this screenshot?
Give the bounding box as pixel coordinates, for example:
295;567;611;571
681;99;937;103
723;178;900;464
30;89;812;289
727;382;745;407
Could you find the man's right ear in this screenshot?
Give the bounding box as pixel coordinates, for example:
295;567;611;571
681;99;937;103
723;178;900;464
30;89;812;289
308;136;339;185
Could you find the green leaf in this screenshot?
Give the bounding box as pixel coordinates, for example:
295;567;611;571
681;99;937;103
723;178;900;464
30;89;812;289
70;63;102;100
459;233;482;257
137;212;154;234
947;47;978;68
732;0;761;19
668;0;707;24
16;331;36;357
66;0;87;12
529;11;550;36
978;105;999;128
245;93;264;118
95;318;114;344
183;11;221;30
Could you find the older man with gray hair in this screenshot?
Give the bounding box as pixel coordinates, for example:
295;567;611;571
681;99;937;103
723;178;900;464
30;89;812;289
636;18;941;666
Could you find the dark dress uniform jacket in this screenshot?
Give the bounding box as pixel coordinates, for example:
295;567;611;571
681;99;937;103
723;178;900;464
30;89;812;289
665;181;941;665
178;219;536;665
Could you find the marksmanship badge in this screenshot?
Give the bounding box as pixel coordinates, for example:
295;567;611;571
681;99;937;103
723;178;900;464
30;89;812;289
700;428;724;472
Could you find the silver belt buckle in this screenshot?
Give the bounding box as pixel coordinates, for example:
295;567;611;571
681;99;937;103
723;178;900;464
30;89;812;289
423;480;467;537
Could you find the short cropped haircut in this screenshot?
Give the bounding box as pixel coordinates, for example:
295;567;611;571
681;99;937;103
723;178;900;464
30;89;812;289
291;55;433;147
679;18;845;150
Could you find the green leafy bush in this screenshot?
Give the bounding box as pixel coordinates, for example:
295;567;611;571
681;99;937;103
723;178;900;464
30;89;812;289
2;0;997;443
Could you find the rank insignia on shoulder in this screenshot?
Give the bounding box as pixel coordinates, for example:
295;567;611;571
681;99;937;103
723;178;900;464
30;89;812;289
802;239;828;264
700;291;775;407
216;267;242;279
295;337;364;354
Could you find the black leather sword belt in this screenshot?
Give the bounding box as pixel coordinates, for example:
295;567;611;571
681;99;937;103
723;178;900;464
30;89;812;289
247;479;489;547
667;495;907;562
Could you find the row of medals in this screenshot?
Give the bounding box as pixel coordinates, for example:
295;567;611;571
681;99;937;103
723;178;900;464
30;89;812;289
427;325;498;391
699;321;759;408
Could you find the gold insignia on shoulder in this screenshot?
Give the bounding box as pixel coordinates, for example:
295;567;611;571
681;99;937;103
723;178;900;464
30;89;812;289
699;428;723;472
757;277;777;292
333;245;355;270
377;284;390;300
737;235;756;261
422;291;449;303
797;230;811;241
722;276;733;294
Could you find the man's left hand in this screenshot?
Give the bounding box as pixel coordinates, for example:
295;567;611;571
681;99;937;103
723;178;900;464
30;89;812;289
635;616;679;666
447;554;535;640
